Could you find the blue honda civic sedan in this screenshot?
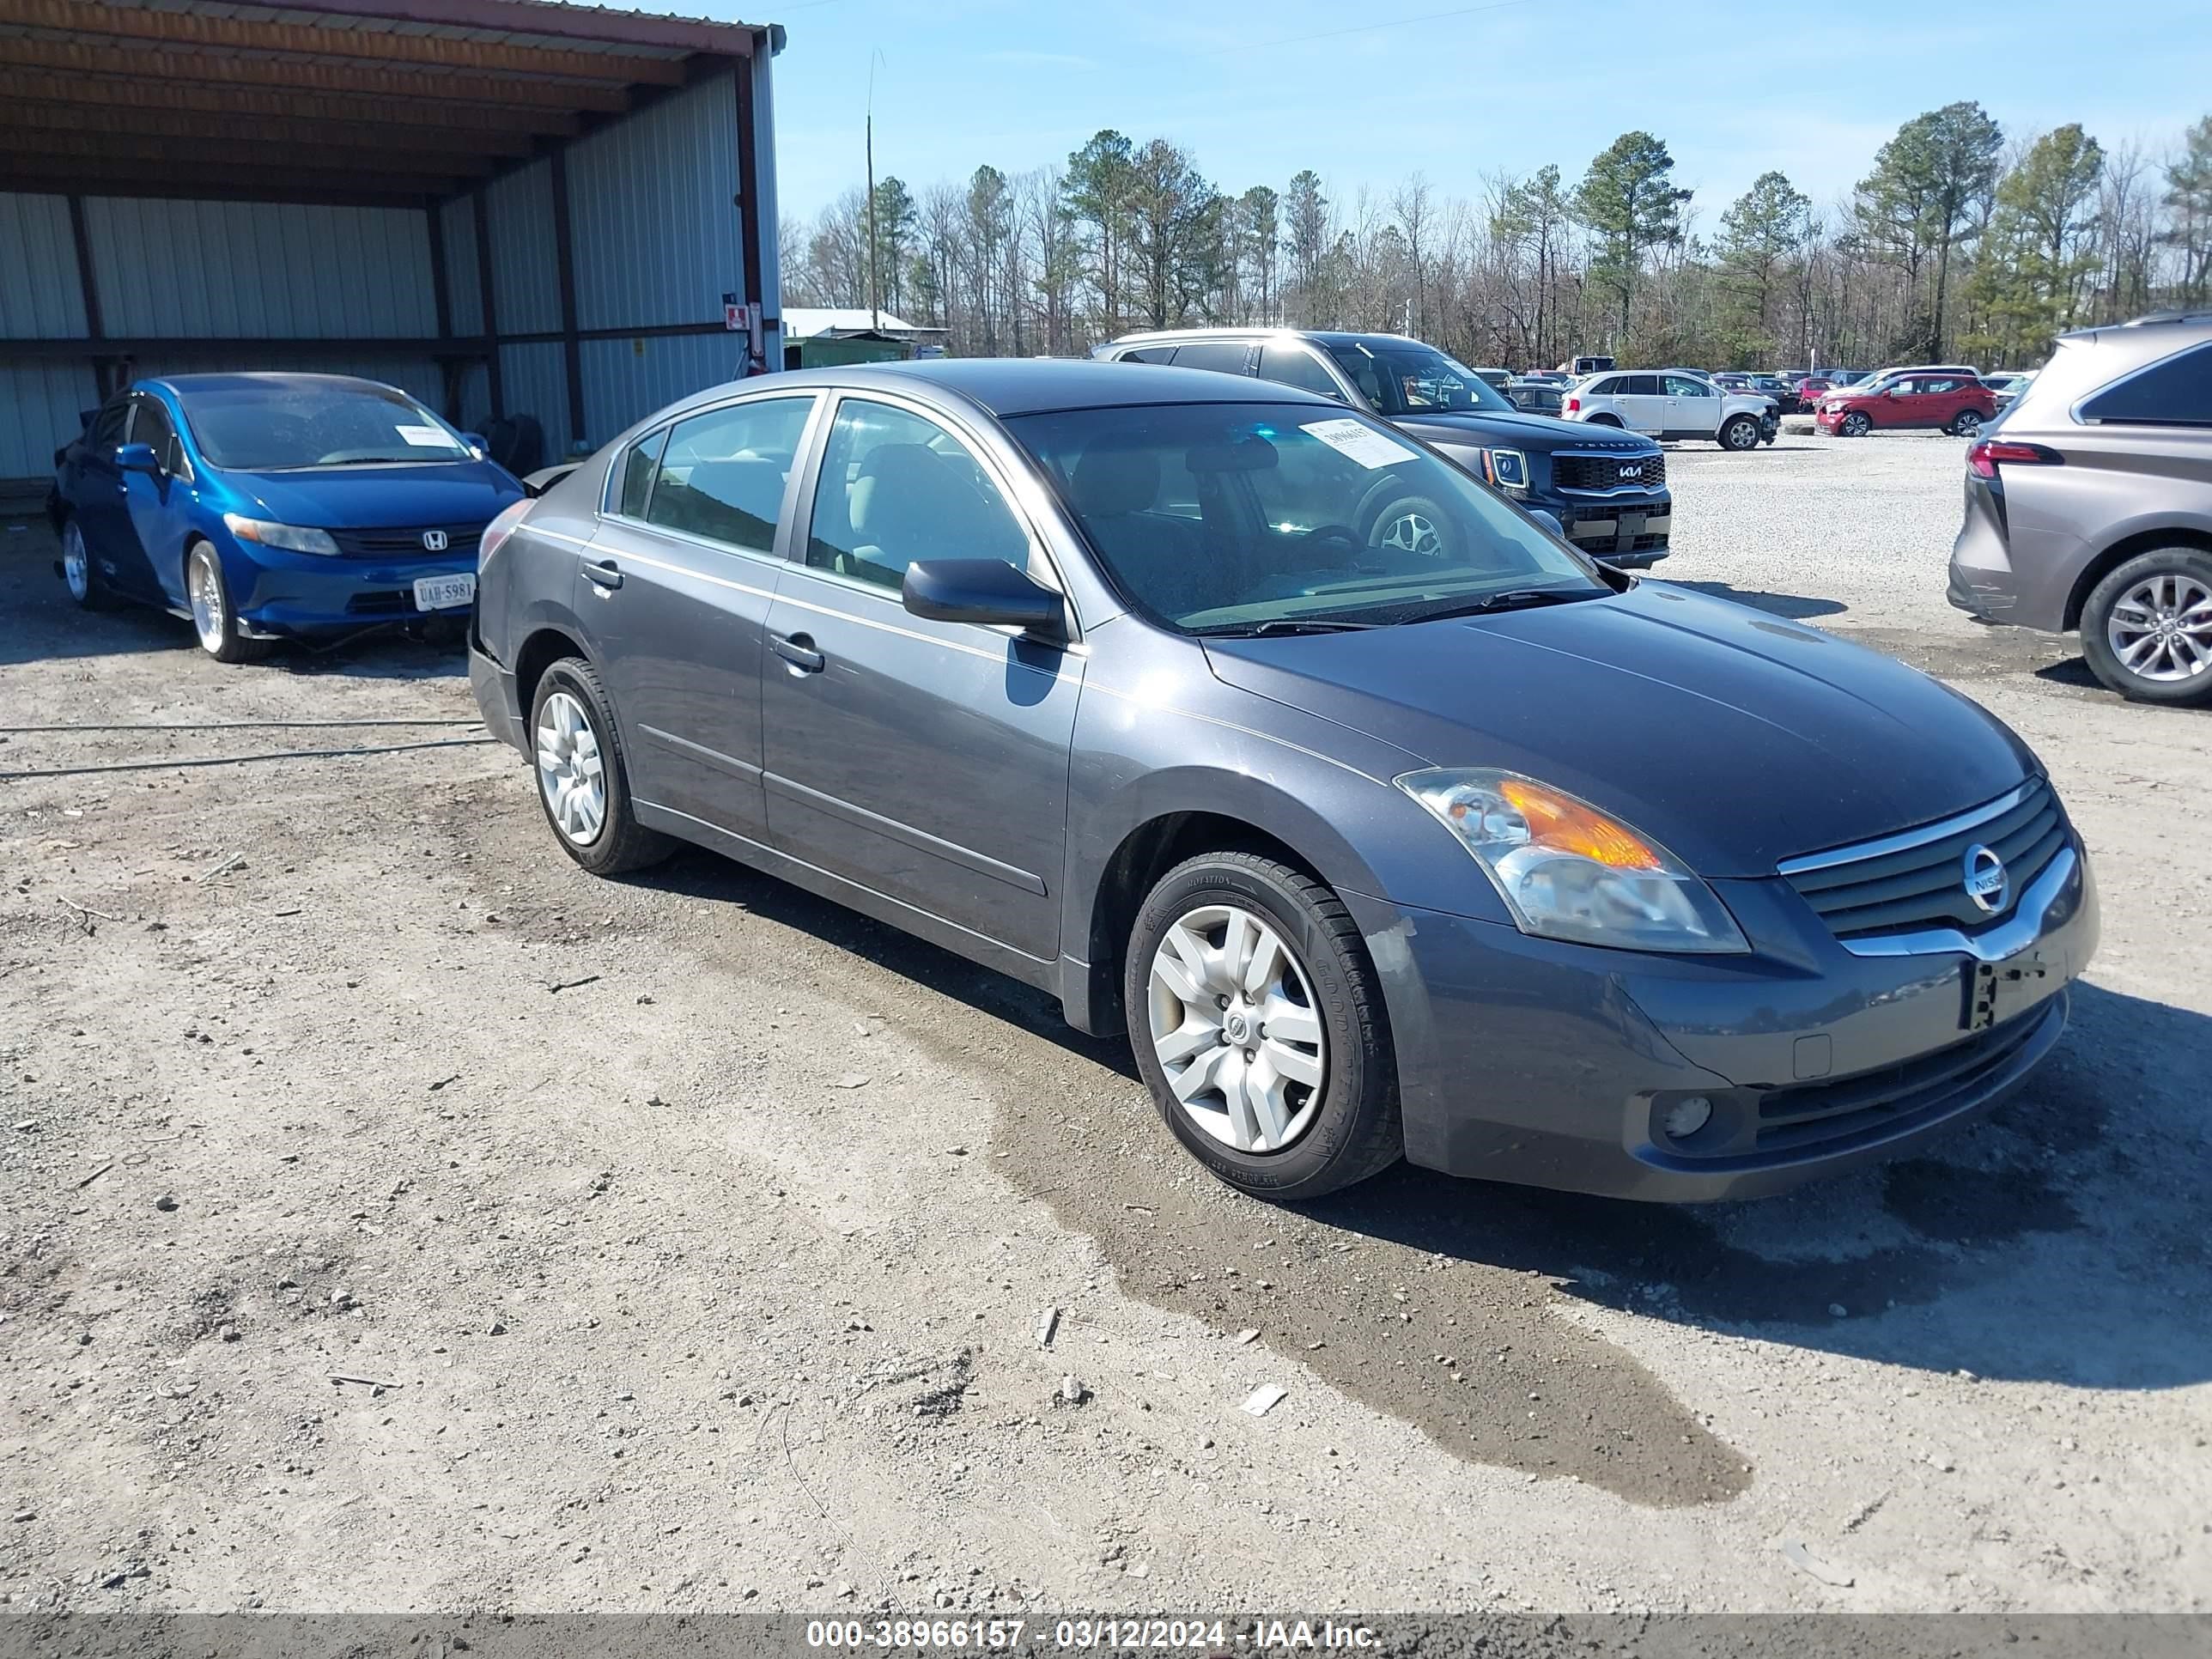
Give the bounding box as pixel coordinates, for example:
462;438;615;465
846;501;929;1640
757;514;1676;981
51;373;526;661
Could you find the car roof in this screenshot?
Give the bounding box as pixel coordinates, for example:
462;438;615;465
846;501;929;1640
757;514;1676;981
730;358;1336;417
1108;325;1444;353
146;372;404;398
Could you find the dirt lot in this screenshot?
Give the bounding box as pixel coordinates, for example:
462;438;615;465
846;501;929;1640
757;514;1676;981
3;433;2209;1618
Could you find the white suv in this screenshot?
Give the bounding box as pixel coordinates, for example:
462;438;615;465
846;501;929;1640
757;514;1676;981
1564;370;1775;451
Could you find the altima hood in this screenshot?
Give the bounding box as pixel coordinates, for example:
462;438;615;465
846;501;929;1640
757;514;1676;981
1201;583;2037;877
222;462;522;529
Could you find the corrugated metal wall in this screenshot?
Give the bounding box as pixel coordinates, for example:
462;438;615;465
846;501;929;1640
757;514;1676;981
496;342;573;461
483;161;562;338
568;74;740;334
0;193;88;339
0;362;98;481
440;195;483;340
85;198;436;339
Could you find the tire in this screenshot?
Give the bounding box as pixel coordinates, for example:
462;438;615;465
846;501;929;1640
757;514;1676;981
185;542;270;663
1363;492;1455;561
2078;547;2212;707
1948;410;1985;438
1123;852;1401;1201
1839;411;1872;438
528;655;674;874
1586;414;1625;428
58;517;118;611
1719;414;1762;451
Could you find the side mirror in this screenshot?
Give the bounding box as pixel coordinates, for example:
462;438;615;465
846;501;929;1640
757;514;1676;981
461;432;489;459
902;559;1065;636
116;441;161;475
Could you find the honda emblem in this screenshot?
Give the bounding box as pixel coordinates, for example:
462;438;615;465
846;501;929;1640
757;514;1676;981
422;529;449;552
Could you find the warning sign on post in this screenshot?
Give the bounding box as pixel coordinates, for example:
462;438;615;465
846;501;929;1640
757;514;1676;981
723;292;750;332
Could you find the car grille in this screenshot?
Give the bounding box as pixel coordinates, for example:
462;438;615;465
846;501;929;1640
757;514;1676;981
328;525;484;560
1567;528;1668;554
1779;778;2069;943
1749;999;2058;1156
1554;452;1667;493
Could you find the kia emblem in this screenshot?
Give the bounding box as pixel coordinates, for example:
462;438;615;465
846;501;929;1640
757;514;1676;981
1618;461;1641;480
422;529;449;552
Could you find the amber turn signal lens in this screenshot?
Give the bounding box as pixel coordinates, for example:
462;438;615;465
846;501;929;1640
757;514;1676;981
1498;778;1663;871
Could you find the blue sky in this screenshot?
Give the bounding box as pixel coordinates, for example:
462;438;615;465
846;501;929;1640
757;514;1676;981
704;0;2209;228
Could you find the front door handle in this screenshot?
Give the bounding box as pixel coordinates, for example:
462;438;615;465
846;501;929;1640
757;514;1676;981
770;632;825;673
582;558;623;590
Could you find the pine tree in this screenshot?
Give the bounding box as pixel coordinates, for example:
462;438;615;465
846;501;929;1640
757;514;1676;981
1574;132;1692;340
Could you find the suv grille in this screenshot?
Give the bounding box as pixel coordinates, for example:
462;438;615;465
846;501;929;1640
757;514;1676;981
1780;779;2069;943
329;525;484;559
1554;452;1666;492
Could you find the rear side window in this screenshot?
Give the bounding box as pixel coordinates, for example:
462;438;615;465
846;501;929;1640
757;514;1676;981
1256;343;1344;401
1589;377;1623;396
1118;346;1175;364
615;427;668;518
2079;343;2212;428
1169;342;1253;376
643;396;812;554
1623;374;1661;396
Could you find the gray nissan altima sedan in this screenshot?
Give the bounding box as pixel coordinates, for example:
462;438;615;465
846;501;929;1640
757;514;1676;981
468;360;2099;1203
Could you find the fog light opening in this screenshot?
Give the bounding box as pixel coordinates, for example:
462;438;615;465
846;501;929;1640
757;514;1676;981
1662;1095;1714;1139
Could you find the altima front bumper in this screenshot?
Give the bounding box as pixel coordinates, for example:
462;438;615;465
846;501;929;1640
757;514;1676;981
1344;836;2099;1201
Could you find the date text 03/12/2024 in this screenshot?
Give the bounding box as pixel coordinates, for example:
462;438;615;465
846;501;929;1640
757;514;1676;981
804;1618;1382;1650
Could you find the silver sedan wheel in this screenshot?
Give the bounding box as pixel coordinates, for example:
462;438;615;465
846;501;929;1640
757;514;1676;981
62;520;91;602
2107;573;2212;684
1376;509;1442;558
535;690;608;844
1146;903;1327;1154
188;549;226;653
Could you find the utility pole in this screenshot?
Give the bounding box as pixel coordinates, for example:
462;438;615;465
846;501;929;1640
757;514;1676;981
866;51;883;331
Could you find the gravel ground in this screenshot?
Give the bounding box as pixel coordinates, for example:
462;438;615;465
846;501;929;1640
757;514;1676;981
1;433;2208;1619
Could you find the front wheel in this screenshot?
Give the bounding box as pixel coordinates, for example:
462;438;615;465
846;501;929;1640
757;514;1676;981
1839;411;1872;438
1124;853;1401;1201
185;543;269;663
60;518;118;611
1949;410;1985;438
1364;493;1455;562
529;657;674;873
2080;549;2212;707
1719;415;1762;451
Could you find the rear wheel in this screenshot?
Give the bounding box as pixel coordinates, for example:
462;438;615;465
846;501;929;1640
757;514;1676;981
59;518;118;611
1949;409;1985;438
1364;493;1455;561
529;656;674;874
1124;853;1400;1201
2080;548;2212;707
1719;414;1762;451
185;543;269;663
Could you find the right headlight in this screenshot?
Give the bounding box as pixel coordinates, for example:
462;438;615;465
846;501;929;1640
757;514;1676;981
1395;768;1748;954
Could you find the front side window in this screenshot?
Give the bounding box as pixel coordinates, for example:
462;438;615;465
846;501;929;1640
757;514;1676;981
805;398;1030;591
1257;343;1346;402
89;398;130;447
615;426;670;519
1009;403;1603;635
1325;341;1515;416
643;396;811;554
2079;343;2212;428
1664;375;1712;398
131;398;189;477
177;379;471;471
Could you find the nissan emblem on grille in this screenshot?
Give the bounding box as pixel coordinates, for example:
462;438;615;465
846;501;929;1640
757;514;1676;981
422;529;449;552
1963;843;2008;914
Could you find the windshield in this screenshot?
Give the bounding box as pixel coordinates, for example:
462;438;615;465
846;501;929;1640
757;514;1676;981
177;380;471;471
1006;402;1606;634
1325;342;1516;416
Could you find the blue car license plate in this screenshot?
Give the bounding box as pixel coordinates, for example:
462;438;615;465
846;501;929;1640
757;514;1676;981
413;574;477;611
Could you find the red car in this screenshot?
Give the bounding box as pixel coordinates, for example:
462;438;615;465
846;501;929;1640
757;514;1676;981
1816;373;1996;438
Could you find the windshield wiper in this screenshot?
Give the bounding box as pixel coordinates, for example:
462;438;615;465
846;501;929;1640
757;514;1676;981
1401;588;1603;623
1197;617;1387;638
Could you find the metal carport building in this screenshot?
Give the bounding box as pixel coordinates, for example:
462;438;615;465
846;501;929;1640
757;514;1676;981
0;0;782;495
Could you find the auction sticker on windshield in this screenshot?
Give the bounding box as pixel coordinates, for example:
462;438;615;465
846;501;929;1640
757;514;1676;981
396;425;451;447
413;574;476;611
1302;418;1419;470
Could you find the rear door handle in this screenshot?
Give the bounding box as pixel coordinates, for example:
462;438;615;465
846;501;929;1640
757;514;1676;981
582;558;623;590
770;632;825;673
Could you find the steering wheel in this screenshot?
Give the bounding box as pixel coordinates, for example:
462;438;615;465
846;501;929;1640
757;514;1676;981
1297;523;1364;562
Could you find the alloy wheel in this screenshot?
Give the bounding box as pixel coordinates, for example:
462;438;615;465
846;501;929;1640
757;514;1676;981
62;521;90;603
1955;411;1984;437
1841;413;1870;437
1376;510;1443;558
2106;573;2212;685
188;550;226;653
535;690;609;844
1146;903;1328;1154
